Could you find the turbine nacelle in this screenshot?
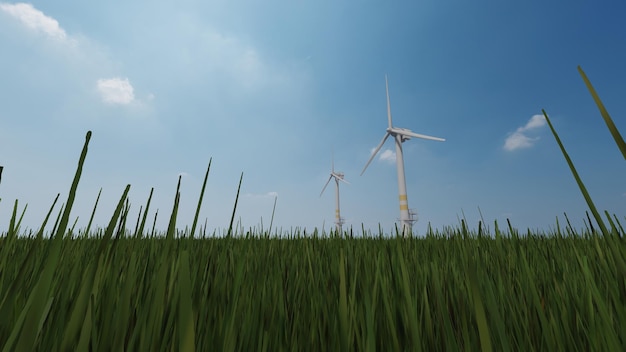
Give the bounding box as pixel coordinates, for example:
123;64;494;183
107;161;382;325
331;171;346;181
320;155;350;197
387;127;446;143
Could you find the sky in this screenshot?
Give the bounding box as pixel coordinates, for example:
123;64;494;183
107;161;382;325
0;0;625;236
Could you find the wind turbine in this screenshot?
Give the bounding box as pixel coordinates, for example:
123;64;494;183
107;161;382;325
320;155;350;233
361;75;445;236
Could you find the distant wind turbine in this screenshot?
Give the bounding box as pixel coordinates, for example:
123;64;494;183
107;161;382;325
320;154;350;233
361;75;445;236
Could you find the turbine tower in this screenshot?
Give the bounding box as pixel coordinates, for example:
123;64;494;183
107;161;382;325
361;75;445;236
320;155;350;233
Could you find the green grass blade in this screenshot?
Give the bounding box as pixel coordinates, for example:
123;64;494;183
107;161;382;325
338;250;350;351
467;261;493;352
151;209;158;237
136;187;154;238
84;188;102;237
178;250;196;351
268;195;277;236
166;176;182;240
133;205;142;238
227;172;243;238
542;110;609;236
190;158;212;239
60;185;130;350
6;221;64;351
14;203;27;236
70;216;79;236
7;200;18;239
35;193;60;239
53;131;92;240
578;66;626;160
4;131;92;351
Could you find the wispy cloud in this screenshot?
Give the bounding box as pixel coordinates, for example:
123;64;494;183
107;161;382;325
171;14;309;96
244;191;278;198
504;114;547;151
2;3;145;109
370;147;396;164
0;2;71;43
97;78;135;105
379;149;396;163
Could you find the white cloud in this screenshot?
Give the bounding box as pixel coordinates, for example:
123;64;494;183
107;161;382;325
96;78;135;105
379;149;396;163
503;114;546;151
368;147;397;164
244;191;278;198
2;3;144;110
522;114;547;131
504;132;536;151
0;2;70;43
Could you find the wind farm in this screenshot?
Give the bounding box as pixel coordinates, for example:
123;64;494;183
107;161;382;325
316;75;445;235
1;0;625;348
1;71;624;351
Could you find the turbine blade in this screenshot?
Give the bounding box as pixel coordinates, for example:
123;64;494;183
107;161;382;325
400;130;446;142
386;74;393;129
331;151;335;172
339;178;350;185
361;132;390;176
320;175;332;196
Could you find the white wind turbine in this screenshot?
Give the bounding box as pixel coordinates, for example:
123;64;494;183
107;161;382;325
320;155;350;233
361;75;445;236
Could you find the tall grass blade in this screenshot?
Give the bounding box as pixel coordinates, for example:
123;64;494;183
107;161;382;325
7;200;18;239
338;250;350;350
151;209;158;237
60;185;130;350
53;131;92;240
577;66;626;160
167;176;182;240
227;172;243;238
542;110;609;236
133;205;142;237
84;188;102;237
12;203;27;237
178;250;196;351
136;187;154;238
35;194;60;239
268;195;277;236
191;158;212;239
4;131;92;351
467;262;493;352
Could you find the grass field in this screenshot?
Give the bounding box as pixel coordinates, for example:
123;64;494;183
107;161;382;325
0;66;624;351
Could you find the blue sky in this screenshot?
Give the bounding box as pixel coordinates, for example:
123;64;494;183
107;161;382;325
1;0;625;235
